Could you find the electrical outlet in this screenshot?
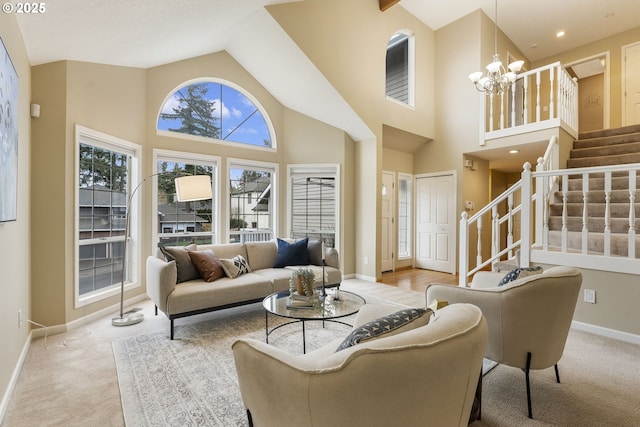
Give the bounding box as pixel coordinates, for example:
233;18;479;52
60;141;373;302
18;309;22;328
364;256;369;265
584;289;596;304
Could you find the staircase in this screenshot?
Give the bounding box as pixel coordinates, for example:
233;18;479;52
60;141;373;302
547;124;640;257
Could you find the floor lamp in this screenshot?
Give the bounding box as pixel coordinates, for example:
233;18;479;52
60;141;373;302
112;174;213;327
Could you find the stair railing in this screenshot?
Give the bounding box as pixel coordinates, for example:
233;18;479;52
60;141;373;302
460;161;640;286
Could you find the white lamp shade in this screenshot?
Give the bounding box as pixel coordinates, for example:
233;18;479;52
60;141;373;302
468;71;483;83
504;72;516;83
174;175;212;202
486;60;502;73
508;60;524;73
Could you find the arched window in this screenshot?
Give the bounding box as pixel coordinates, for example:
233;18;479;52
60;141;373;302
157;79;275;149
386;31;414;106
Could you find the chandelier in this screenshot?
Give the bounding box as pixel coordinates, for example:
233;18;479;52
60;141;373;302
468;0;524;95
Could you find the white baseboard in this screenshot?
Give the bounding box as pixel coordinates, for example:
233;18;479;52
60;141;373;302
571;320;640;345
31;293;149;337
354;273;377;282
0;332;31;424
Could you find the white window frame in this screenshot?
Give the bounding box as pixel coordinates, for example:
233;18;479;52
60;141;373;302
227;158;278;243
397;173;412;260
75;125;141;308
287;164;340;249
152;149;221;247
385;30;415;108
156;77;277;152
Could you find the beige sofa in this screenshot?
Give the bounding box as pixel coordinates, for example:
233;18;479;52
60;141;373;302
146;239;341;339
232;303;487;427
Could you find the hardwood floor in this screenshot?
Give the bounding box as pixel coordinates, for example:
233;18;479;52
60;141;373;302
379;267;459;293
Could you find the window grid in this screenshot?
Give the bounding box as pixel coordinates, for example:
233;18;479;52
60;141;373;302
229;166;274;243
156;159;215;247
398;175;412;258
77;143;130;297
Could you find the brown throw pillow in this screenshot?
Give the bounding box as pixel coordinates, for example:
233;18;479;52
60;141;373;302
188;249;225;282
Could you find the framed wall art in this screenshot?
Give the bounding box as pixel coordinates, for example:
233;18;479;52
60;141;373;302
0;36;18;222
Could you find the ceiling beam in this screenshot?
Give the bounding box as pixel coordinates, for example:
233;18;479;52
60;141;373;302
379;0;400;12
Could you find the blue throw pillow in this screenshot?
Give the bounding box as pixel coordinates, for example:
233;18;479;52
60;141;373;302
497;266;543;286
274;238;309;268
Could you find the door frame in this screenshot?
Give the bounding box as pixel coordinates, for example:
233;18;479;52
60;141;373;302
381;170;395;272
564;51;611;130
414;170;457;274
622;41;640;126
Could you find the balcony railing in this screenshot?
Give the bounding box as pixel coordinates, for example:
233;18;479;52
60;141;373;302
480;62;578;144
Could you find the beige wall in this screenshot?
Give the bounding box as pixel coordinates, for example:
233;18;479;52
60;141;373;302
578;74;605;131
0;10;32;412
268;0;436;279
533;27;640;129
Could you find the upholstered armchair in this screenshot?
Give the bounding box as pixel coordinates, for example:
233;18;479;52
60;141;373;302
425;266;582;418
232;303;487;427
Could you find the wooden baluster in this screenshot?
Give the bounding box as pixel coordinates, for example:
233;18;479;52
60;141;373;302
604;172;612;256
582;173;589;254
489;93;495;132
507;193;514;259
523;75;529;125
492;206;499;261
500;91;505;130
628;170;636;258
536;70;541;122
510;80;516;128
477;216;483;269
561;174;568;252
549;66;555;119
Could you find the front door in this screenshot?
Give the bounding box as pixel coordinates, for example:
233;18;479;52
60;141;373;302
381;171;394;272
415;173;456;274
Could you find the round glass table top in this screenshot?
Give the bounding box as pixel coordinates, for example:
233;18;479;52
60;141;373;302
263;289;366;320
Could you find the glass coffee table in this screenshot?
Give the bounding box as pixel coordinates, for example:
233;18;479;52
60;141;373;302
263;289;366;354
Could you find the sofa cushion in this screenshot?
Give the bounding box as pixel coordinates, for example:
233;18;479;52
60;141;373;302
220;255;252;278
188;249;225;282
498;266;543;286
245;240;278;271
160;243;199;283
274;238;309;268
336;308;432;352
307;239;324;266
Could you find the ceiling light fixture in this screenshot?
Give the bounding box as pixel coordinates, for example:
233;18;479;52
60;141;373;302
468;0;524;96
509;149;519;154
556;30;565;38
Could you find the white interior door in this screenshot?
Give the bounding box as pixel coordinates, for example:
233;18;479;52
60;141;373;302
415;173;456;274
623;42;640;126
381;171;394;272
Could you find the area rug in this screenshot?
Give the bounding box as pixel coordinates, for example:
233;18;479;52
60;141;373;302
112;302;374;427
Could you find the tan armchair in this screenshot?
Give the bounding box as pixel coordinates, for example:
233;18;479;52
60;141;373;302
425;266;582;418
232;303;487;427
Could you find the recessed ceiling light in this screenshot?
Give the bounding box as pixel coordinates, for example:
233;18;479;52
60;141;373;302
556;31;565;38
509;149;519;154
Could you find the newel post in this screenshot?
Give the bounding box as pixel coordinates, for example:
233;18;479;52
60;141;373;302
520;163;532;267
459;211;469;287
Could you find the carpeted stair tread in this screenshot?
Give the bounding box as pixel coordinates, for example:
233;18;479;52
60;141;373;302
565;175;640;191
547;216;638;233
577;124;640;140
570;141;640;158
567;153;640;168
547;230;640;258
549;202;640;217
572;132;640;149
553;189;639;204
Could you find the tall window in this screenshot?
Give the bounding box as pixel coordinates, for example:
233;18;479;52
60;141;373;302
289;165;339;248
76;126;139;305
386;32;414;106
228;160;277;243
157;79;275;149
154;151;217;247
397;174;412;259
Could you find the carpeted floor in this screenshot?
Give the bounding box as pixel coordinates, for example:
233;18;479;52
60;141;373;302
3;279;640;426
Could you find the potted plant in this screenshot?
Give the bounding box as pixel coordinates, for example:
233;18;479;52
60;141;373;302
290;267;315;297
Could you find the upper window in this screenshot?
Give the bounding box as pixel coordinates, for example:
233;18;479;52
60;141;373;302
158;79;274;149
154;150;218;247
386;32;414;106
